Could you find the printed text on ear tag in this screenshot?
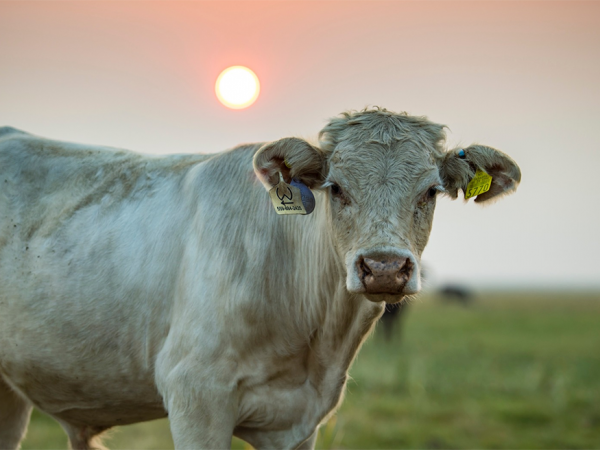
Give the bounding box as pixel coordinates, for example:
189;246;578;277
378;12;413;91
465;169;493;200
269;179;307;215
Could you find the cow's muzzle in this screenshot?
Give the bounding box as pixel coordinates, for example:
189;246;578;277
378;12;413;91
347;248;421;303
357;256;414;295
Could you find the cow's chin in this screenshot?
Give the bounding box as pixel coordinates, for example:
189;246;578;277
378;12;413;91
362;293;405;304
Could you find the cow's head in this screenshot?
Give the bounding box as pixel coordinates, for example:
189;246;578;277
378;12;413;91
254;108;521;303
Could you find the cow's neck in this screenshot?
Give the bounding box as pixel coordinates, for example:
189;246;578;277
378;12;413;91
231;189;384;446
308;283;383;420
284;194;384;418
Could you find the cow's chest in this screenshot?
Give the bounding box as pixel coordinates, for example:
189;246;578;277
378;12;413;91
232;347;346;444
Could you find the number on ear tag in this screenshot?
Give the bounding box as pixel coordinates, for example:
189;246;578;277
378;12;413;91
465;169;493;200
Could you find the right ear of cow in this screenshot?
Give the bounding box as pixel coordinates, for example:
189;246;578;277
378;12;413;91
441;145;521;203
253;138;327;191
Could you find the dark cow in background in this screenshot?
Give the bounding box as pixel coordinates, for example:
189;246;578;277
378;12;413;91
439;284;474;306
379;284;475;342
380;302;409;341
0;108;520;449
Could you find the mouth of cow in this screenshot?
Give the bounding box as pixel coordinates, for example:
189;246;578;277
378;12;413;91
365;293;405;304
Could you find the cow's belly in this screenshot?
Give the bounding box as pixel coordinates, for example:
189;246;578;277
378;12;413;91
0;311;168;428
1;360;166;428
51;401;167;428
0;223;173;427
0;314;169;428
0;298;168;428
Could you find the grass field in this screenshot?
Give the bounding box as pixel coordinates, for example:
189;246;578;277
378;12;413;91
20;292;600;449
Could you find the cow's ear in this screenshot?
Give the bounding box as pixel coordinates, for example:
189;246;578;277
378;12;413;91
441;145;521;203
253;138;327;191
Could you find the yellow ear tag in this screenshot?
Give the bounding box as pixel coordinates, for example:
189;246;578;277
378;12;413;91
465;169;493;200
269;173;307;215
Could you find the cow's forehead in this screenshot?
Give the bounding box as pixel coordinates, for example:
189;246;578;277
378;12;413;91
320;109;446;194
319;108;446;156
330;138;436;166
328;140;440;194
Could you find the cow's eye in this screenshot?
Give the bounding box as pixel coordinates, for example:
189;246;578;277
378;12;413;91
329;182;350;205
428;187;438;199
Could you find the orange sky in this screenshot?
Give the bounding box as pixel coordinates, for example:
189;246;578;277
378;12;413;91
1;1;599;289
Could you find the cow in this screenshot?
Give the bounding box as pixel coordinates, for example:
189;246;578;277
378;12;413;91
0;108;521;450
439;284;474;306
379;302;409;342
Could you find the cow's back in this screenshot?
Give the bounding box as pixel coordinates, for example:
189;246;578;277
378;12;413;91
0;129;209;240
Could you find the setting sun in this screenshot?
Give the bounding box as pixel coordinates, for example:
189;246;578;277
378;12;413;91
215;66;260;109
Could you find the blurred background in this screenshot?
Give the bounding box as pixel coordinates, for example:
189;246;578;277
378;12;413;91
1;1;599;449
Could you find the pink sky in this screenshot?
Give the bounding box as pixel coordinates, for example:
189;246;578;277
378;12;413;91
1;1;599;289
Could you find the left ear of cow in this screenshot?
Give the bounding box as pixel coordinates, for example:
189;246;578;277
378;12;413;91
441;145;521;203
253;137;327;191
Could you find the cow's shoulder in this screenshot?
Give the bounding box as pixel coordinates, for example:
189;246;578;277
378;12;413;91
186;142;263;192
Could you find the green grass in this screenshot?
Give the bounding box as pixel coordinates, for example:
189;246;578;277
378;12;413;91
20;292;600;449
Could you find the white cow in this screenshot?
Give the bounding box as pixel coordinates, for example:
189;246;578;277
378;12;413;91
0;108;520;450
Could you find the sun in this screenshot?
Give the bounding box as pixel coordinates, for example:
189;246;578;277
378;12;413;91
215;66;260;109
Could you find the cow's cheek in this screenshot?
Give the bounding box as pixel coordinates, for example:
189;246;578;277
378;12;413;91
330;202;357;259
411;201;436;256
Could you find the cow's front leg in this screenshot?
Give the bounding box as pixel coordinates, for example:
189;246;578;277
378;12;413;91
165;380;237;450
168;402;235;450
158;367;236;449
0;378;33;450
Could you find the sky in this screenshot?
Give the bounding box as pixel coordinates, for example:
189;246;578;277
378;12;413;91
1;1;599;290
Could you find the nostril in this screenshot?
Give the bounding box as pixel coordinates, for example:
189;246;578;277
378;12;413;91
396;258;413;278
359;258;373;276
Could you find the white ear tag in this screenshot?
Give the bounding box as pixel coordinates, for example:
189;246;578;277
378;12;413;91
269;173;314;215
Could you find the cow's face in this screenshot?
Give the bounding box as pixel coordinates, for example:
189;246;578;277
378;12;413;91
322;134;441;302
254;109;521;303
